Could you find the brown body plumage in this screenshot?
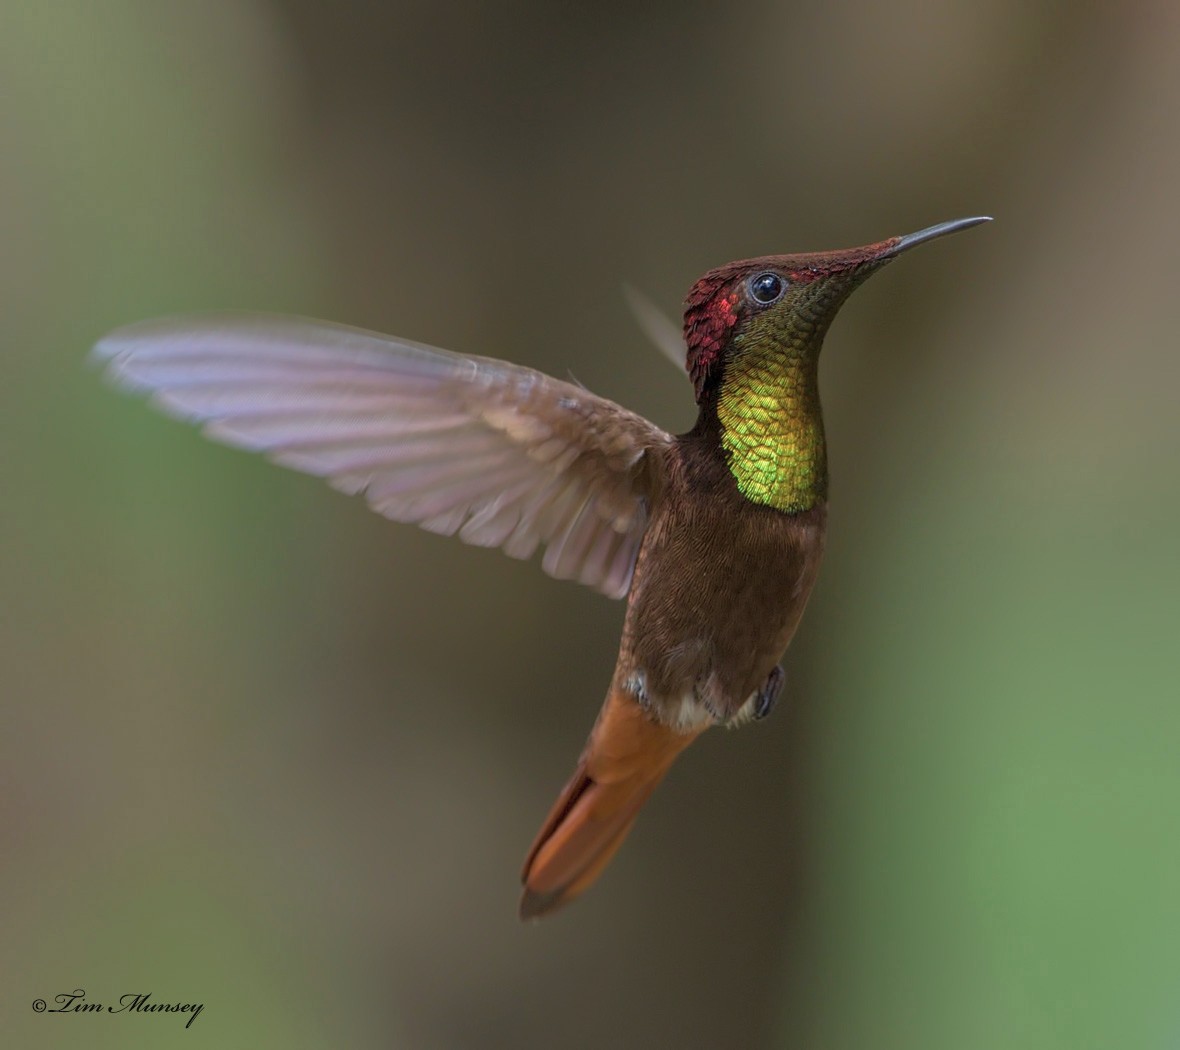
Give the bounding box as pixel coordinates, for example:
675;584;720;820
617;433;826;727
519;439;827;917
93;217;988;919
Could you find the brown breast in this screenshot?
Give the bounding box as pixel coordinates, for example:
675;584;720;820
613;435;827;725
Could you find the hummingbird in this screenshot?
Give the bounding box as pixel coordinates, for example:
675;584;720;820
93;216;989;919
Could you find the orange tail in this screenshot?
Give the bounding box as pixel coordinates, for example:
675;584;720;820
519;688;705;919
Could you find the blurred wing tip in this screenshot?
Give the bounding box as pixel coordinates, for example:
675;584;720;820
89;332;132;366
621;283;687;375
90;352;145;393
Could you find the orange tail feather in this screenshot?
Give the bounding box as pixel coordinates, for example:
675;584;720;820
519;688;705;919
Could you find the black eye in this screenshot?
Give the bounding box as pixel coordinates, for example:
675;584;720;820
748;271;785;305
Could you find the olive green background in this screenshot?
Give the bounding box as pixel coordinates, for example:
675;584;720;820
3;3;1178;1048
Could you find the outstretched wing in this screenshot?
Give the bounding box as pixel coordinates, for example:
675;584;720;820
93;313;674;599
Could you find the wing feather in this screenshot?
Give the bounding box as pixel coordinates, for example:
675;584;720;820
93;313;673;598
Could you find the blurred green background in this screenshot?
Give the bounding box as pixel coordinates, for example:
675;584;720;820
3;2;1178;1048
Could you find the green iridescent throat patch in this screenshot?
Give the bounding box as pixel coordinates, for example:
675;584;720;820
716;340;827;514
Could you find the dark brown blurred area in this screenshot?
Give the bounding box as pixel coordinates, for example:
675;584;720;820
3;3;1179;1048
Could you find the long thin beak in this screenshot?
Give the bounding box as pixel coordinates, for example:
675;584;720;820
887;216;992;257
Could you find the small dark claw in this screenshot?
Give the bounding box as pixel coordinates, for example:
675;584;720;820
754;665;785;721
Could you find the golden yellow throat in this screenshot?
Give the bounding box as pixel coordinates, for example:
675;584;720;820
716;345;827;514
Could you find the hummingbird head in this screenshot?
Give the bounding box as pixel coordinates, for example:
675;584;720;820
682;217;990;401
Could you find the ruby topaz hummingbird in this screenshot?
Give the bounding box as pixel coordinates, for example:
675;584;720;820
93;216;989;919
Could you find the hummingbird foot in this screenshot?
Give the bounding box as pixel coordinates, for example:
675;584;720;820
753;665;785;721
623;671;651;709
